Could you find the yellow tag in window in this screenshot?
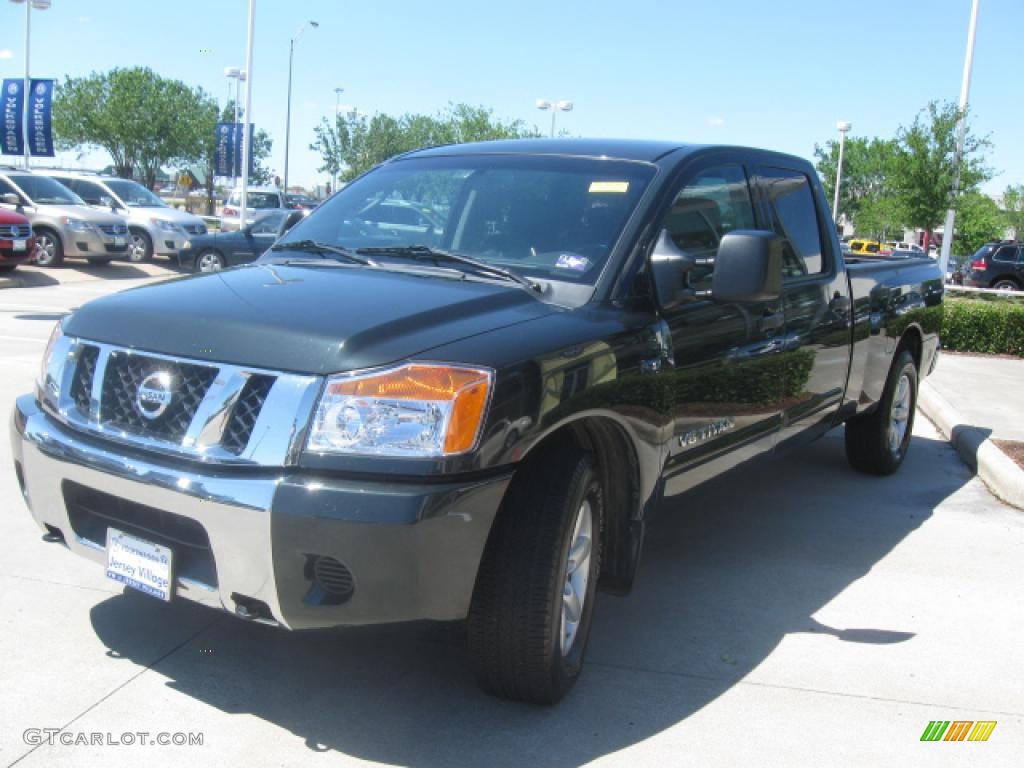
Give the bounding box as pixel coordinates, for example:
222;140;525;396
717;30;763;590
588;181;630;194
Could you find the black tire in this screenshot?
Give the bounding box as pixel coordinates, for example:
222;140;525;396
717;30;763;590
33;229;64;267
991;278;1020;291
128;229;153;262
845;350;918;475
467;438;604;704
195;249;225;273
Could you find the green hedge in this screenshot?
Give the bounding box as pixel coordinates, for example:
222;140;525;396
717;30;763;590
942;298;1024;356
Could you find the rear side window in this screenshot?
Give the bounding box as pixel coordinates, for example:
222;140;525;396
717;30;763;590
660;163;755;292
993;245;1018;262
755;168;825;277
70;179;106;205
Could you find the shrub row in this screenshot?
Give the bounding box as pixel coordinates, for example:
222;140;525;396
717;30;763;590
942;298;1024;356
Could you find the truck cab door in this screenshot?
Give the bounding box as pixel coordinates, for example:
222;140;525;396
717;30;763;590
751;165;852;450
655;161;786;498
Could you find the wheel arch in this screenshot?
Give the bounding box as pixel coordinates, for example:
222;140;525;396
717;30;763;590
511;411;650;595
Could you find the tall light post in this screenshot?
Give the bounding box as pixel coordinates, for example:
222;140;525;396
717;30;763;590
283;19;318;195
239;0;255;229
536;99;573;138
332;87;344;193
939;0;981;276
833;121;852;226
10;0;52;170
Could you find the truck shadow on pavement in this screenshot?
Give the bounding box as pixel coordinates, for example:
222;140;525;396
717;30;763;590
88;430;971;767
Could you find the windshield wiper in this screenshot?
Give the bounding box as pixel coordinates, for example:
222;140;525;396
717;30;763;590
355;245;541;292
270;239;374;266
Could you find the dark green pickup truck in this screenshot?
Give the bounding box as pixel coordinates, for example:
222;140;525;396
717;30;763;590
12;139;942;703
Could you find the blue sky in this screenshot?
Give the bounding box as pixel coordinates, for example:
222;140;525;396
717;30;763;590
1;0;1021;195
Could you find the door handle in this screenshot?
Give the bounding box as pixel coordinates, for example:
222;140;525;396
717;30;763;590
760;310;784;332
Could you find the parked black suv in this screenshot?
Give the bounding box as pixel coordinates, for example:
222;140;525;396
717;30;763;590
963;241;1023;290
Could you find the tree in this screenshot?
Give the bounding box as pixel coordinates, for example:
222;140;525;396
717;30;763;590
889;101;992;248
1002;184;1024;240
814;136;899;227
311;103;539;183
954;192;1004;256
852;195;905;242
53;67;214;189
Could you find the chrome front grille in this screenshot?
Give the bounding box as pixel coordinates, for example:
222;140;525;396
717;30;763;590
101;352;217;442
51;340;321;465
0;224;31;238
98;224;128;236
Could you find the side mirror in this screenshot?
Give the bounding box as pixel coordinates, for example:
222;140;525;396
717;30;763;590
649;229;699;311
280;210;304;235
2;192;21;207
711;231;784;303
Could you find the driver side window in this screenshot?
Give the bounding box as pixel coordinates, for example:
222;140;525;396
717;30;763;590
661;164;755;291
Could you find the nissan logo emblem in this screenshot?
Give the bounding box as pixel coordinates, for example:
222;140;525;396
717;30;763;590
135;371;174;420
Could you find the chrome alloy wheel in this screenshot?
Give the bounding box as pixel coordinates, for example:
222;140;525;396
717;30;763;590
560;498;593;656
129;233;148;262
35;234;57;264
888;373;912;453
197;251;224;272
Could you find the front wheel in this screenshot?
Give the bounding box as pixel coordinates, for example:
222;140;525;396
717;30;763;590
467;441;603;704
845;350;918;475
128;229;153;262
33;230;64;267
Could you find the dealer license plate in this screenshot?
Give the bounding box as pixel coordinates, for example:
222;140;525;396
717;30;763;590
114;236;126;247
105;527;174;601
12;239;26;251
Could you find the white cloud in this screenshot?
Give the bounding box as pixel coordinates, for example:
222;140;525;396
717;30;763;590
706;116;725;127
0;50;13;60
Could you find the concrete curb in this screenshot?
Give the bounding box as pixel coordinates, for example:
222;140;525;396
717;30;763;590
919;381;1024;510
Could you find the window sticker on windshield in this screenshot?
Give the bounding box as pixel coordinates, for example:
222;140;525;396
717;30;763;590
589;181;630;194
555;253;591;272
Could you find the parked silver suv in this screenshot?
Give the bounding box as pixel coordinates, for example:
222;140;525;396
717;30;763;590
41;171;208;263
0;169;130;267
219;186;286;232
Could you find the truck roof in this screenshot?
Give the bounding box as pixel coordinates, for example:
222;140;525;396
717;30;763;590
404;138;697;163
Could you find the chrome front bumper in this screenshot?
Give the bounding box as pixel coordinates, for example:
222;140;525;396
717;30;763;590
11;395;509;629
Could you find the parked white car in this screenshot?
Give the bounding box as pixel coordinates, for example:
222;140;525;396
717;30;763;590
41;171;208;262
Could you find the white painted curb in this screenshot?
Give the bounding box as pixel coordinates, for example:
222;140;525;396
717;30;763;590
918;381;1024;510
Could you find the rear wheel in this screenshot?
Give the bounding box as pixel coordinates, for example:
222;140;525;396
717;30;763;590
196;250;225;273
991;278;1020;291
128;229;153;262
467;439;603;704
845;350;918;475
33;229;63;267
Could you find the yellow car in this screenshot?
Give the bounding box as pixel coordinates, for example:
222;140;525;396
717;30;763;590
848;239;892;256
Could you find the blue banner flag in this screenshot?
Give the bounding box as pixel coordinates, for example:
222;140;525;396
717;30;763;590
27;79;55;157
214;122;255;178
2;79;25;156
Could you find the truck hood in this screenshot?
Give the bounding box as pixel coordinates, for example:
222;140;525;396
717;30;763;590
64;263;558;375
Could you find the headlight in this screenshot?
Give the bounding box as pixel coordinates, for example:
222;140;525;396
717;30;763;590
182;240;192;251
61;217;94;232
307;363;493;457
38;320;66;406
151;218;182;232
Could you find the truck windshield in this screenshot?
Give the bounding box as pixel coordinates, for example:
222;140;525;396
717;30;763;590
277;154;656;285
104;179;167;208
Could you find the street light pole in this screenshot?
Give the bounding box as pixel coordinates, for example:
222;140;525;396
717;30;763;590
239;0;255;229
833;121;852;226
283;19;318;196
11;0;51;170
333;87;344;193
939;0;981;276
535;99;573;138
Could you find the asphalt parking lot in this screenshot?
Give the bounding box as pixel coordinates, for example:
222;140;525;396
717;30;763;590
1;275;1022;767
